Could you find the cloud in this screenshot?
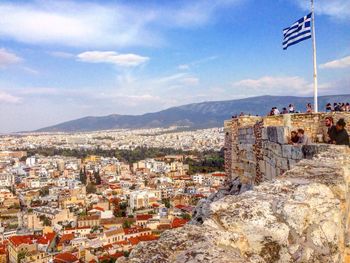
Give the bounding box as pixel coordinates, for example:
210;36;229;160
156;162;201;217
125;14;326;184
177;56;218;70
48;51;75;58
0;91;21;103
320;56;350;69
295;0;350;20
232;76;313;95
0;1;244;48
77;51;149;67
0;48;22;68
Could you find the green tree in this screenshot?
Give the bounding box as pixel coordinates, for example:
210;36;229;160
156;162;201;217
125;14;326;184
162;198;171;209
181;213;191;220
123;220;132;229
80;168;87;185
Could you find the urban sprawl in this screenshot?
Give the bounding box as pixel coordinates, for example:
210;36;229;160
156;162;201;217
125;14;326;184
0;127;224;263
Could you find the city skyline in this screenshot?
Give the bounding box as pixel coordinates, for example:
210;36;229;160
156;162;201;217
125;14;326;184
0;0;349;132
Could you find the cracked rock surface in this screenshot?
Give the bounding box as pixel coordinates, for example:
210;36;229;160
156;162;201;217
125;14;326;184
118;147;350;263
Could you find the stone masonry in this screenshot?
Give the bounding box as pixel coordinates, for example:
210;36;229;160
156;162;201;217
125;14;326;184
228;112;350;184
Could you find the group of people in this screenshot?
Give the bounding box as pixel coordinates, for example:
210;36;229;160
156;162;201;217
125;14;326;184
289;117;349;146
269;104;297;116
323;117;349;146
269;102;350;116
326;102;350;112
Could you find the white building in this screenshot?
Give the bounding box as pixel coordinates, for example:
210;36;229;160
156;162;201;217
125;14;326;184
129;189;161;210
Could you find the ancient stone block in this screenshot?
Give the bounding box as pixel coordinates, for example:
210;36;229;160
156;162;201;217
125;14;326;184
282;145;292;159
291;146;303;160
276;126;290;145
267;126;278;143
262;128;268;140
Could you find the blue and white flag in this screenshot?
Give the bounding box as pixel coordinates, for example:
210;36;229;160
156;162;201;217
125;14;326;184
283;13;312;50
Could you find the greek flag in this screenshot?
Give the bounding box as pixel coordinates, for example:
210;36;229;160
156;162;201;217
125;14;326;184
283;13;312;50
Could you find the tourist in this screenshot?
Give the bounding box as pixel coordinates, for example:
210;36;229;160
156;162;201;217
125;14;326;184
273;107;280;115
346;103;350;112
333;119;350;146
306;103;312;113
289;131;299;144
323;117;336;143
297;129;311;145
326;103;332;112
288;104;295;113
340;103;346;112
281;107;288;114
333;103;340;112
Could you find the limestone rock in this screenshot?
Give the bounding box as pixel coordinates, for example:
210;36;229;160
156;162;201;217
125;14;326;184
119;147;350;263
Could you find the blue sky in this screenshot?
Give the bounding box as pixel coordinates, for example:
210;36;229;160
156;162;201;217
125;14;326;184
0;0;349;132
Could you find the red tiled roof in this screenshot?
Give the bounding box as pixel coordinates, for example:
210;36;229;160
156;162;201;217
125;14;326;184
174;205;194;212
8;235;35;247
98;252;124;261
37;232;56;245
211;173;227;177
136;214;152;221
54;252;78;263
171;217;189;228
59;233;74;245
90;206;105;212
115;240;129;246
157;224;171;230
128;235;158;246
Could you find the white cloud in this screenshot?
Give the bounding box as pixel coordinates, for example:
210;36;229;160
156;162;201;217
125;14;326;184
0;48;22;68
0;91;21;103
77;51;149;67
0;1;244;48
233;76;312;95
48;51;75;58
295;0;350;20
177;56;218;70
320;56;350;69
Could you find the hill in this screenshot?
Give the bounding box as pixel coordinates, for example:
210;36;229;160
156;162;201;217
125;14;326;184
36;94;350;132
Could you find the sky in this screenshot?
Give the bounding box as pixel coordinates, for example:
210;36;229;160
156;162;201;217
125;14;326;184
0;0;349;132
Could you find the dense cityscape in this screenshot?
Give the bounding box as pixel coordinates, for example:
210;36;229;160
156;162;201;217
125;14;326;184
0;127;225;262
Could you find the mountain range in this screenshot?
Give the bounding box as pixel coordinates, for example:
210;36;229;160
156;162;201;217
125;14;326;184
36;94;350;132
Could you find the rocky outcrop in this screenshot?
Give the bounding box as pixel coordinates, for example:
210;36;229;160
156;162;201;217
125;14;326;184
118;146;350;263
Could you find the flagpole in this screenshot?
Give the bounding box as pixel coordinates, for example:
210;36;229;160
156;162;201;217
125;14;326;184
311;0;318;113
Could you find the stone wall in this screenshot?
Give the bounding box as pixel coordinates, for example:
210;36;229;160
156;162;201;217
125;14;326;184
223;120;232;178
228;112;350;184
119;146;350;263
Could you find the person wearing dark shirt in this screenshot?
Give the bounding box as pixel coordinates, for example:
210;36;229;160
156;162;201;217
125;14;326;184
324;117;336;143
289;131;299;144
333;119;349;146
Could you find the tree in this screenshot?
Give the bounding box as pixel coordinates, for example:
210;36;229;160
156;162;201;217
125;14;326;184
162;198;171;209
94;170;101;185
181;213;191;220
80;168;87;185
123;220;132;229
86;183;97;194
